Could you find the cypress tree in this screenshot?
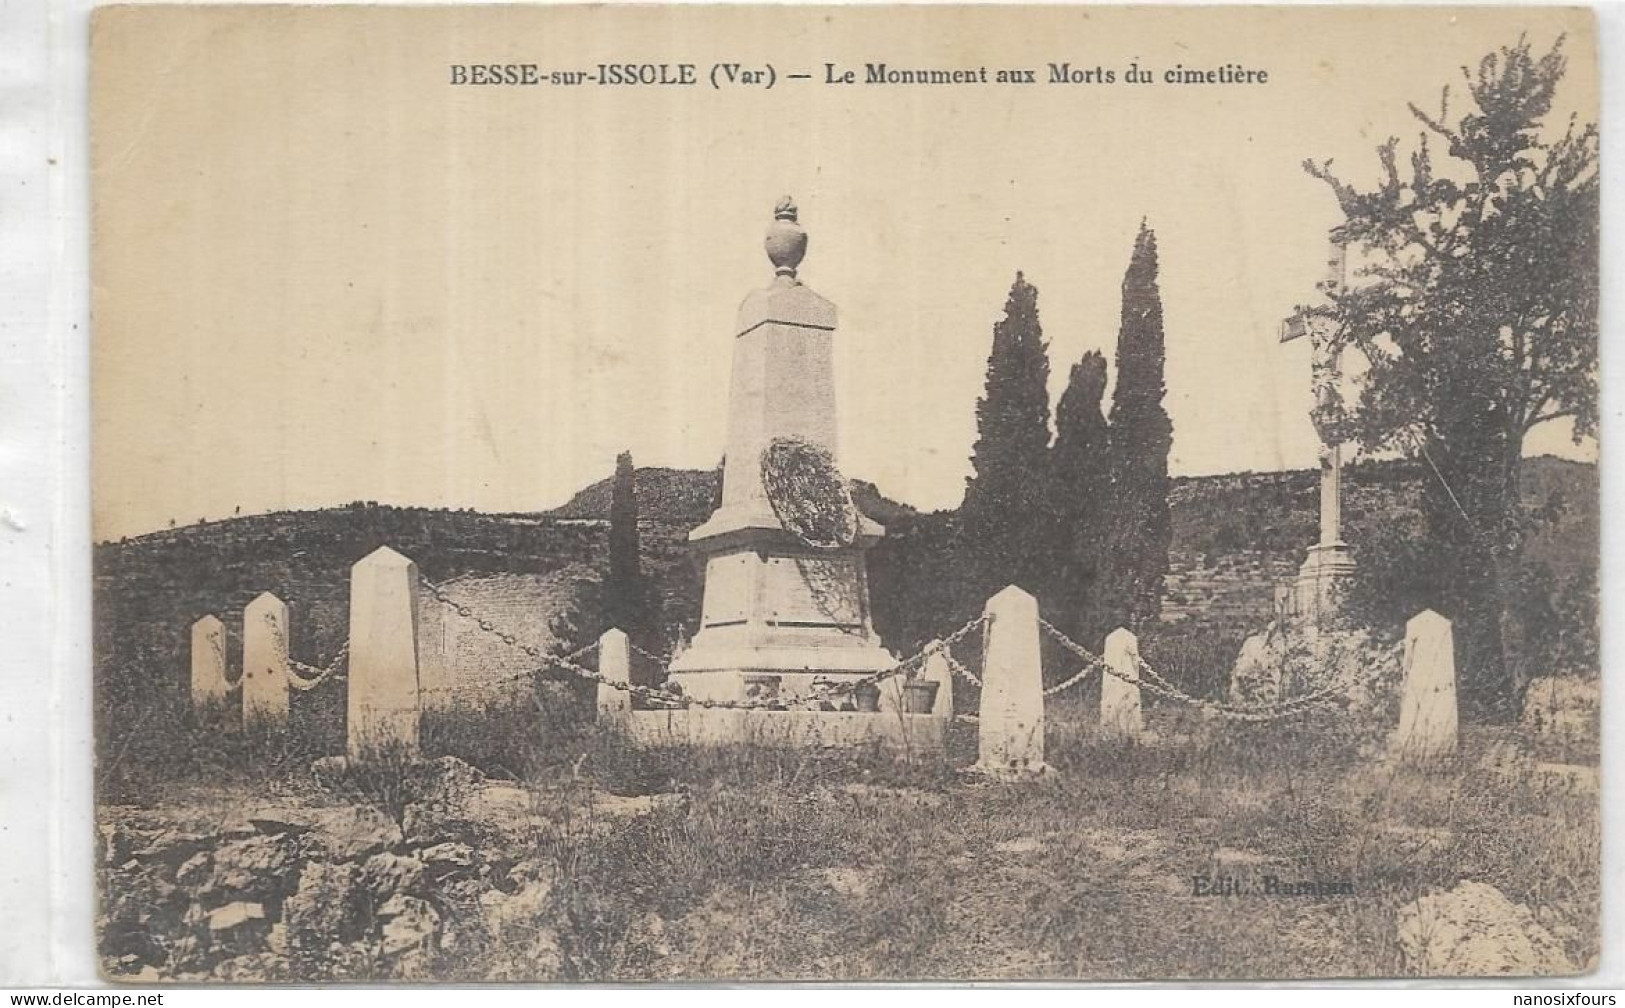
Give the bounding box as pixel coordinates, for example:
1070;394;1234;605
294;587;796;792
1105;223;1173;632
960;272;1053;606
1048;349;1113;647
604;450;657;680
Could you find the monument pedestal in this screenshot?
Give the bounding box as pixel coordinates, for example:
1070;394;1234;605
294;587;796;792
672;504;895;705
1293;541;1358;629
1289;441;1358;630
667;531;897;703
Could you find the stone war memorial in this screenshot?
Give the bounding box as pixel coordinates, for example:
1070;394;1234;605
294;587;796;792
668;198;898;698
87;6;1599;985
630;198;951;749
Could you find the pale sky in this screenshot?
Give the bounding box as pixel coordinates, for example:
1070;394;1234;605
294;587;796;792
91;5;1598;541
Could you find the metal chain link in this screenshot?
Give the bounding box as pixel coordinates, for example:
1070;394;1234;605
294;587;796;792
419;580;702;703
419;576;547;661
933;612;991;654
1043;663;1098;697
938;617;989;688
627;641;671;667
233;573;1371;724
1133;650;1357;721
288;641;348;691
943;649;982;687
1038;617;1361;722
467;640;606;694
1032;617;1104;697
833;613;990;696
562;639;602;665
206;629;243;692
263;612;348;691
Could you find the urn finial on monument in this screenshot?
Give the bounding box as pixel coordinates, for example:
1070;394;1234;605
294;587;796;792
765;195;807;279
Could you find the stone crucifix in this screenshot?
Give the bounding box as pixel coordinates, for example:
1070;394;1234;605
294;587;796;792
1280;239;1357;623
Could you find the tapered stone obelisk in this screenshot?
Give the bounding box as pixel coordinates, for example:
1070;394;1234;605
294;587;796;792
1101;628;1145;740
1391;609;1457;761
668;198;894;702
242;592;290;729
190;614;231;710
975;586;1049;776
346;546;422;760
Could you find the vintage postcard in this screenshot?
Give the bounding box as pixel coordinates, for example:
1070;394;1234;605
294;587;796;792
91;5;1600;982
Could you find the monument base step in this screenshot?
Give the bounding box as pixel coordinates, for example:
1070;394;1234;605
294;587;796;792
666;663;901;704
609;707;947;754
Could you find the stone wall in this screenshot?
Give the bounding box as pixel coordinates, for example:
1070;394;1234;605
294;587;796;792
1160;549;1298;632
417;565;598;709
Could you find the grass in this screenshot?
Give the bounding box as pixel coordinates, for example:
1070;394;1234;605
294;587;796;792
400;709;1593;982
98;680;1599;982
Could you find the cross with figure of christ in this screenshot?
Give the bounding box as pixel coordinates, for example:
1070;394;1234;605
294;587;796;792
1280;240;1351;551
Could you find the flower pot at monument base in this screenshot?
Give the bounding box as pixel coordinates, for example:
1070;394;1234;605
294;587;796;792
902;680;940;714
853;682;882;713
743;674;782;707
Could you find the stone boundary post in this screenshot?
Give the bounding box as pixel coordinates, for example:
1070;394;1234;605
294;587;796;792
1102;628;1145;740
975;585;1049;776
1391;609;1457;761
596;628;633;720
923;641;954;718
347;546;422;761
242;592;290;730
190;614;230;712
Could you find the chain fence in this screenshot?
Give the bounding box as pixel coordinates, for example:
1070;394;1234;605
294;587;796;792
206;572;1382;726
287;642;349;692
942;640;983;688
419;574;987;713
207;632;243;693
1038;617;1371;723
202;608;346;692
263;612;349;691
628;641;672;667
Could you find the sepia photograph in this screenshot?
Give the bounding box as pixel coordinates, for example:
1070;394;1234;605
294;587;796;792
89;4;1600;983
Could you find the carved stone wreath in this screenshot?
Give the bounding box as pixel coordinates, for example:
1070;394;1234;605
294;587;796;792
760;436;859;551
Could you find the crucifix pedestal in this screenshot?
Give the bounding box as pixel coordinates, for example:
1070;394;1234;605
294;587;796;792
1293;442;1358;627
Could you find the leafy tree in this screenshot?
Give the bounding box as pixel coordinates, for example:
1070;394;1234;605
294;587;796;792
959;273;1053;606
1303;36;1597;719
1105;223;1174;632
1047;350;1113;647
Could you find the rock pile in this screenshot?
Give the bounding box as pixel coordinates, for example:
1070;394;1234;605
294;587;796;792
1397;881;1576;976
1521;676;1599;747
97;757;565;981
1229;622;1403;722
